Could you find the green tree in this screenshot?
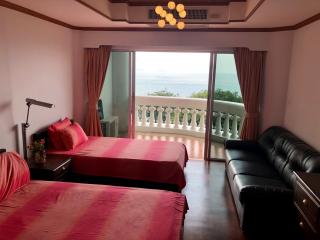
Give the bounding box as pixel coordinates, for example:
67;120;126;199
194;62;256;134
190;89;243;103
148;89;178;97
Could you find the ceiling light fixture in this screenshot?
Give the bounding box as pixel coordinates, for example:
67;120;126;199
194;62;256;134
155;1;186;30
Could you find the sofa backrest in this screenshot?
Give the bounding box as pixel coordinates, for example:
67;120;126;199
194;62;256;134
258;126;320;187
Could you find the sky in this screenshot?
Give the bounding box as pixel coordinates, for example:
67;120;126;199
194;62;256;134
135;52;238;76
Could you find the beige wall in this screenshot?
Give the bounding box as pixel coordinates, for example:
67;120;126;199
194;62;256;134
284;20;320;150
78;30;293;132
0;7;74;153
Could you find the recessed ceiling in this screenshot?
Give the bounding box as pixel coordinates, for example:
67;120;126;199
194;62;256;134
2;0;320;30
108;0;246;6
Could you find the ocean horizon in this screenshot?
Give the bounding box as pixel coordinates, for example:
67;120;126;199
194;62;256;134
136;72;241;97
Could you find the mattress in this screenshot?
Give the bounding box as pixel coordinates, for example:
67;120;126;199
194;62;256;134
48;137;188;190
0;181;187;240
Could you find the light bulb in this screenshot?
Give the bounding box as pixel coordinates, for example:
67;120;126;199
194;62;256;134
158;19;166;28
168;1;176;10
177;21;185;30
179;10;186;18
165;13;174;22
155;6;163;15
176;3;184;12
160;10;167;18
169;18;177;26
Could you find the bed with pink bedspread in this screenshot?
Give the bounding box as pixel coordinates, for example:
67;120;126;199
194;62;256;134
0;152;188;240
48;137;188;190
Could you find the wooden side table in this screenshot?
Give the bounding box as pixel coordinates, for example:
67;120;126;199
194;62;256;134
294;172;320;240
29;155;72;181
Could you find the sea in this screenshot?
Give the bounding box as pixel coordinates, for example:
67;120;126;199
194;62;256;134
136;72;241;97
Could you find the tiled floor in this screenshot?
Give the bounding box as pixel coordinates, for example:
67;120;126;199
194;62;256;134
135;132;226;160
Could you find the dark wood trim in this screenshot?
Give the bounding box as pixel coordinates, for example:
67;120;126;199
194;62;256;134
227;0;265;22
244;0;265;21
293;12;320;29
75;26;294;32
0;0;76;29
108;0;246;6
0;0;319;33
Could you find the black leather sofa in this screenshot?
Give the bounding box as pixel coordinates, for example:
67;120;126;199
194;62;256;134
225;126;320;237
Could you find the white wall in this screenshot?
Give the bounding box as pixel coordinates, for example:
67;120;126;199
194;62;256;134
284;20;320;150
0;7;74;153
79;30;294;133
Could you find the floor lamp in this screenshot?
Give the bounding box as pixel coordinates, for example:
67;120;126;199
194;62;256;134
22;98;53;161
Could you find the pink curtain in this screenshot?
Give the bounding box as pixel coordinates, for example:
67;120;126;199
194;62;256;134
234;48;266;140
84;46;111;136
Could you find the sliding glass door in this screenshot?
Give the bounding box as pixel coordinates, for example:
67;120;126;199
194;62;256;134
206;53;244;161
100;49;243;161
100;51;135;138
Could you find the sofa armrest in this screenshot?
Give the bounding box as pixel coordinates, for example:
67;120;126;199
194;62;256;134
224;140;260;151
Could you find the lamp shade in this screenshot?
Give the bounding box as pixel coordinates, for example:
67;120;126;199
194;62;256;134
25;98;53;108
179;10;187;18
176;4;184;12
177;21;185;30
160;10;167;18
155;5;163;15
158;19;166;28
168;1;176;10
165;13;174;22
169;18;177;26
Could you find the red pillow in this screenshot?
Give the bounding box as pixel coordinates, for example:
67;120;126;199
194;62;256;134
60;122;88;150
0;152;30;201
48;118;72;149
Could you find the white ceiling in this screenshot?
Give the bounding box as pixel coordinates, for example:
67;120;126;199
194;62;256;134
4;0;320;29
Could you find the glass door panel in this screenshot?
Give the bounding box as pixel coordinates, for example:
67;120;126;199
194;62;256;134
208;53;244;160
100;51;134;138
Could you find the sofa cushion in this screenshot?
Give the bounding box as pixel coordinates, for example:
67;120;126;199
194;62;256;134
258;126;289;164
225;149;268;165
227;160;281;180
233;175;292;204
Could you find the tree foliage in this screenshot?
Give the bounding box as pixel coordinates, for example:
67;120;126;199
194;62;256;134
148;89;178;97
191;89;243;103
148;88;243;103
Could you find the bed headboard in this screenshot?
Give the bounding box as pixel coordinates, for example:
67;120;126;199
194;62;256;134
0;148;6;153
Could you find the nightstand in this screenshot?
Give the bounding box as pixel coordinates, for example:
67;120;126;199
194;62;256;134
294;172;320;240
29;155;72;181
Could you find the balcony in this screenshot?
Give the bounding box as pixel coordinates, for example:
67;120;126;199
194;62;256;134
135;96;245;159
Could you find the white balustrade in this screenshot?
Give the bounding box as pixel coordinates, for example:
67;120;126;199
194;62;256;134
157;106;164;128
135;96;245;141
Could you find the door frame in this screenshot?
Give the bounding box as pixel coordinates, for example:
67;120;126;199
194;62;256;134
204;52;217;161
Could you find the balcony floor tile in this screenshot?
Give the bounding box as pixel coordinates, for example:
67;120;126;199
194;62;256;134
135;132;226;160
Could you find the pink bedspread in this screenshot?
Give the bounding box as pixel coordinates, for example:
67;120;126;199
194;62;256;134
0;181;187;240
48;137;188;190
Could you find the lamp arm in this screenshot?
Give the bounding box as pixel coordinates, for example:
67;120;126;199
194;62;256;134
25;103;31;128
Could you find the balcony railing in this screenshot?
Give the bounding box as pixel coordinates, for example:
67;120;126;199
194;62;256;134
136;96;245;142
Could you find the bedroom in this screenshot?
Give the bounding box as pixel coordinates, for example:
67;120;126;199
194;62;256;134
1;0;320;239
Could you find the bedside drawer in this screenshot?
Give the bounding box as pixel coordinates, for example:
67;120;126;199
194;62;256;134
53;161;71;180
297;209;319;240
295;181;320;229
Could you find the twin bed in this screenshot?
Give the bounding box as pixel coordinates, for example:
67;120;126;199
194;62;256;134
47;136;188;191
0;151;188;240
